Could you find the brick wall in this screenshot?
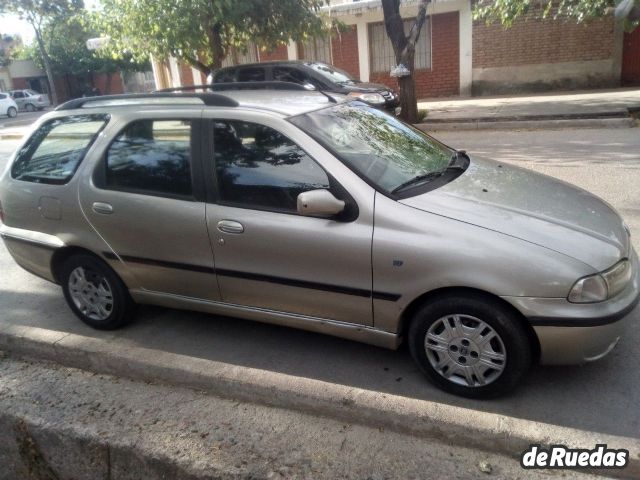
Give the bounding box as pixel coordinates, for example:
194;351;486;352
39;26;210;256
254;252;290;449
11;77;28;90
369;12;459;99
178;62;194;86
260;44;288;62
92;72;124;95
473;13;615;68
331;26;360;79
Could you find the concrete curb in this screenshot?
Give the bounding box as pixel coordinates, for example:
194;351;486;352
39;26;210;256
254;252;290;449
417;117;635;132
0;322;638;478
0;133;25;140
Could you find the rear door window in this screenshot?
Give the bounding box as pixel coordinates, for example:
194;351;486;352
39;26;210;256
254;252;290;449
11;114;109;184
237;67;265;82
104;119;193;198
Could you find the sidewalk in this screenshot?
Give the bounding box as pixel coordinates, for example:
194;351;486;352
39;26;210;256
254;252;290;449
1;322;638;479
417;88;640;130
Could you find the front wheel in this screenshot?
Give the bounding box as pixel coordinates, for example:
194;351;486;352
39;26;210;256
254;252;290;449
7;106;17;118
25;103;35;112
60;253;136;330
408;294;532;398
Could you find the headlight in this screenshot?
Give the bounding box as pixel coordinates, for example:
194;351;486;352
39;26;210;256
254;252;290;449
602;259;632;298
348;92;385;105
568;260;632;303
568;274;608;303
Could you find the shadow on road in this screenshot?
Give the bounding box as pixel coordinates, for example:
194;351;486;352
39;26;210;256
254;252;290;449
1;279;638;440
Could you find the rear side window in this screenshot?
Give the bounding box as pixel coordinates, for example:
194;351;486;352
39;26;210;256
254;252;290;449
11;114;109;184
0;93;6;99
237;67;265;82
105;119;193;197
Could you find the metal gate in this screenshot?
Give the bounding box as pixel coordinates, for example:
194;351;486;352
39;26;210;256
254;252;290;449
622;28;640;86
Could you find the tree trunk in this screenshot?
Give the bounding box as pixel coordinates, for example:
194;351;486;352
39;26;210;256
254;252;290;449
33;28;58;106
398;74;418;123
381;0;429;123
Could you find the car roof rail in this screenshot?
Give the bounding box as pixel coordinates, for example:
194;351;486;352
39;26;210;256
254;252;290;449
155;81;312;93
55;92;239;111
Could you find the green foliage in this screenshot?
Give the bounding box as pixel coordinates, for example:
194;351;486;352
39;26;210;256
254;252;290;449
0;0;83;28
98;0;332;72
25;13;149;76
474;0;639;31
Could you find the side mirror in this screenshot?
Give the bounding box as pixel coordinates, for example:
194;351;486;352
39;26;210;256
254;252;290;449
302;82;317;91
297;189;345;217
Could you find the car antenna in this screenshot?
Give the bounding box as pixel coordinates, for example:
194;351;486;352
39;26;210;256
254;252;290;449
316;89;337;103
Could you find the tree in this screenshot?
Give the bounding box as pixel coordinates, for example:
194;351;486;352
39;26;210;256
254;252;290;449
381;0;431;123
23;13;148;95
98;0;330;75
0;0;83;105
474;0;639;31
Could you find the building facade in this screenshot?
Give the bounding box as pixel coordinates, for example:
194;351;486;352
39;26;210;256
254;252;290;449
156;0;640;99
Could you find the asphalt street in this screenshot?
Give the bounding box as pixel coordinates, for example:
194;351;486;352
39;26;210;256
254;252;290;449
0;110;47;129
0;127;639;442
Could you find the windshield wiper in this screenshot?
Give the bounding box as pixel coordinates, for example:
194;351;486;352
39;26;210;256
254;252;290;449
391;171;444;194
392;150;469;195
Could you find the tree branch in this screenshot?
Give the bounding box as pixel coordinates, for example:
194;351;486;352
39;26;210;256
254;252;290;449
407;0;431;47
181;53;210;74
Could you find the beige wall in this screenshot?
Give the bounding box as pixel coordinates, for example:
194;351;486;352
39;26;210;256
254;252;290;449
8;59;44;79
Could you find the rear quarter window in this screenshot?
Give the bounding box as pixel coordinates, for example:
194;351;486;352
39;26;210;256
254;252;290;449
11;114;109;184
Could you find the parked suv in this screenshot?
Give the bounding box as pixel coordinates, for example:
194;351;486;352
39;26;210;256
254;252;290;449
10;89;51;111
211;61;399;110
1;91;637;398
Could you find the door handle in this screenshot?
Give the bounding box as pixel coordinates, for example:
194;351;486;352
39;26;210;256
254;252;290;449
217;220;244;234
92;202;114;215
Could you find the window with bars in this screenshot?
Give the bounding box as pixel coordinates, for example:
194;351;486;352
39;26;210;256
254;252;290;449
221;43;259;67
300;36;332;64
369;18;431;73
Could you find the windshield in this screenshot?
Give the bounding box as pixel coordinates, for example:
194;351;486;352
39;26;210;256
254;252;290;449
290;102;455;195
305;62;357;85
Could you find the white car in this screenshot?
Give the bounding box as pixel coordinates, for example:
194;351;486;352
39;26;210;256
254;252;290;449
0;92;18;118
9;89;50;111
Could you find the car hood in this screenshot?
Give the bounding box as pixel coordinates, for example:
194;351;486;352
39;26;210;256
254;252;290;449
400;157;630;271
341;82;392;93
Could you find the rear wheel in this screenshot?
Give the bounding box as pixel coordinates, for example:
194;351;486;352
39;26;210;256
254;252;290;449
7;107;17;118
60;253;135;330
408;294;532;398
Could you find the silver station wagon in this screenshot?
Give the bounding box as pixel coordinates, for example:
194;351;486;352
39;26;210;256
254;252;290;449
0;88;638;398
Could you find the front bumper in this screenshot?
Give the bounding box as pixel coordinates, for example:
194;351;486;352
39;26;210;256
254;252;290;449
502;248;640;365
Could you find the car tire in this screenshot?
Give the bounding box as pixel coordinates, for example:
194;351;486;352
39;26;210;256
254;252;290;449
25;103;35;112
60;253;136;330
7;106;17;118
408;293;532;399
